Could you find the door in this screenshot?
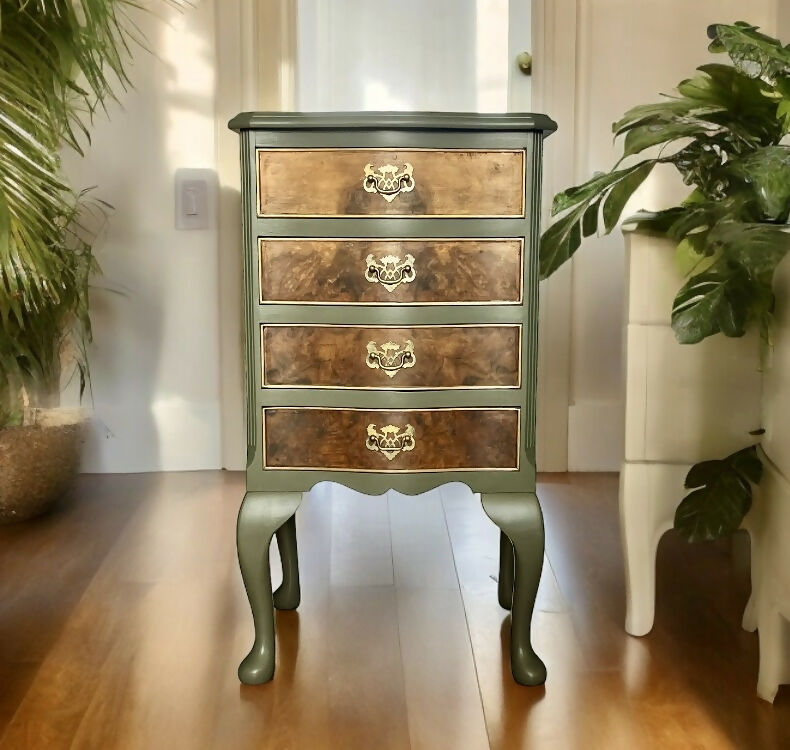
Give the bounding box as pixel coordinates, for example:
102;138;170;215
296;0;516;112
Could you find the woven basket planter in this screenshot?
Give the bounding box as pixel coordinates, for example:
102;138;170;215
0;409;87;523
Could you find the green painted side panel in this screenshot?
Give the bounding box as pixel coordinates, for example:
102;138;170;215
235;116;549;499
254;218;531;238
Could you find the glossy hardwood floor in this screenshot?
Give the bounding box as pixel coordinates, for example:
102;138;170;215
0;472;786;750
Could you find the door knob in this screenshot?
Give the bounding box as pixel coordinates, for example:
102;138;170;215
516;51;532;75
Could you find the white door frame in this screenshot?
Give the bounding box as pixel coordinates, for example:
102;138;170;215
526;0;576;471
216;0;576;471
215;0;296;471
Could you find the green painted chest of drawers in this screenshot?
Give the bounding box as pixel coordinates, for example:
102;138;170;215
229;111;557;686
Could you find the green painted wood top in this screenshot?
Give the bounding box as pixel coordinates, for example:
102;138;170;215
228;111;558;135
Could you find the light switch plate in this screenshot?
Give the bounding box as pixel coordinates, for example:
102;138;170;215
175;168;216;230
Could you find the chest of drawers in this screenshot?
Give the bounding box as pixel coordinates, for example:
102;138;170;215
229;111;557;686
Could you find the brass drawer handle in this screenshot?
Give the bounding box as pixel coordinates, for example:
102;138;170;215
366;339;416;378
363;162;415;202
364;253;416;292
365;424;416;461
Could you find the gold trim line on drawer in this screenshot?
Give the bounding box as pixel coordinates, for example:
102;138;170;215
260;323;522;390
258;237;525;306
261;407;521;473
255;147;526;218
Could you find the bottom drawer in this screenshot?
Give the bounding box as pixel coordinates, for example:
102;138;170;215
263;407;520;472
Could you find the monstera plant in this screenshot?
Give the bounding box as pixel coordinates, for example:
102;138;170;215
540;22;790;541
0;1;174;520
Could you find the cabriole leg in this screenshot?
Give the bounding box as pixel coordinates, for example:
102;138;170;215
237;491;303;685
482;492;546;686
498;531;515;610
273;514;300;610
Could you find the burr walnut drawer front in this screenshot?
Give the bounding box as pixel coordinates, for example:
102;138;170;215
259;238;524;305
262;407;520;471
256;148;525;217
261;324;521;389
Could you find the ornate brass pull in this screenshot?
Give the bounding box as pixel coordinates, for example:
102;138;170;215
363;163;415;202
365;253;416;292
366;340;416;378
366;424;416;461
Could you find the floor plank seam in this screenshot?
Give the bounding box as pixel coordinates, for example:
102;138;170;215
439;486;493;750
386;489;415;750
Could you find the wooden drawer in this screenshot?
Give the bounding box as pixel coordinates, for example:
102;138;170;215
263;407;520;471
259;238;523;305
261;324;521;389
256;148;525;217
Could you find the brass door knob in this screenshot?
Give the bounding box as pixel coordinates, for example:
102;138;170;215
517;51;532;75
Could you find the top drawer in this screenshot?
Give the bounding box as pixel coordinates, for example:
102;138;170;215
256;148;525;218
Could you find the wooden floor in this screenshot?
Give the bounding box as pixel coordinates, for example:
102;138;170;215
0;472;787;750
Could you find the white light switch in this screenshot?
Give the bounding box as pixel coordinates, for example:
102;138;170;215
175;168;215;230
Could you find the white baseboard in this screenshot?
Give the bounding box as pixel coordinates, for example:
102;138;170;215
81;400;222;473
568;399;624;471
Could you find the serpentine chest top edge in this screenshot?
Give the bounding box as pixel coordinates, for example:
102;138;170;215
229;111;558;135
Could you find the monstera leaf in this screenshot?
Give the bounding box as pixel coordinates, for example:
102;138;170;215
621;119;714;159
542;22;790;352
671;262;752;343
612;98;713;134
675;446;763;541
708;22;790;135
712;221;790;276
671;223;789;343
776;75;790;133
727;146;790;221
708;22;790;82
540;162;655;278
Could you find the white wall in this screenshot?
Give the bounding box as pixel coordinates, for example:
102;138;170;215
62;1;222;472
564;0;781;470
60;0;787;474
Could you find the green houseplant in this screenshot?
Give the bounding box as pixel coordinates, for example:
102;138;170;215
0;1;170;520
540;22;790;541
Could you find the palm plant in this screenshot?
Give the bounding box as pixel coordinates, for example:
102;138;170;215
540;22;790;540
0;0;173;428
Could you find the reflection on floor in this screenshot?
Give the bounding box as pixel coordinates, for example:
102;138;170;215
0;472;786;749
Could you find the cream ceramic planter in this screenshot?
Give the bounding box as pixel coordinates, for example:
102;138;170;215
619;230;762;636
761;255;790;476
743;255;790;702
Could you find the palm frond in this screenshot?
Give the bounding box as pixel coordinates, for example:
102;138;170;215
0;0;183;427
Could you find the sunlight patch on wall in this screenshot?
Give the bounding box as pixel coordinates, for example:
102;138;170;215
296;0;486;111
163;12;216;169
476;0;509;111
362;80;411;111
